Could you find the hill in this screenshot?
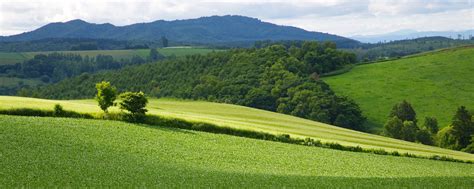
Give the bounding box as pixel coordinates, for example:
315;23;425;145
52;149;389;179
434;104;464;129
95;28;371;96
0;15;359;48
1;96;473;161
324;46;474;130
1;115;473;187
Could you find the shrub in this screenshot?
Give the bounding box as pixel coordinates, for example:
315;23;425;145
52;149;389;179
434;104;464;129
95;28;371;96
119;91;148;122
53;104;64;116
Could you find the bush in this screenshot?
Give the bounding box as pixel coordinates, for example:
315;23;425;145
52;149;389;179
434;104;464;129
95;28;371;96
119;91;148;122
53;104;64;116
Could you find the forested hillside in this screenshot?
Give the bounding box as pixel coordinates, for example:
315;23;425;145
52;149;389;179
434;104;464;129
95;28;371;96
26;42;366;131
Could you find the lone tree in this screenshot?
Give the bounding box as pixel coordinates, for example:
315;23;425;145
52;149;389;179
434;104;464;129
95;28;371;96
95;81;117;113
119;91;148;121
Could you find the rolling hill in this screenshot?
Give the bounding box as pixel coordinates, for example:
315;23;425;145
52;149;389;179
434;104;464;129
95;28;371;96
324;46;474;130
0;15;359;47
1;96;473;161
1;115;473;187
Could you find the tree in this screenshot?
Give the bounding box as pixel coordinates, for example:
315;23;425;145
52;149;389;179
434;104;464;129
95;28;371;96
95;81;117;113
450;106;473;149
423;116;438;134
161;36;169;47
416;129;433;145
437;126;458;149
389;100;417;123
401;121;418;142
149;48;163;61
384;116;403;139
119;91;148;117
461;136;474;153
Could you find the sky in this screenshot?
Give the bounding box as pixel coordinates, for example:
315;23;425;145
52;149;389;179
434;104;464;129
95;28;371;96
0;0;473;37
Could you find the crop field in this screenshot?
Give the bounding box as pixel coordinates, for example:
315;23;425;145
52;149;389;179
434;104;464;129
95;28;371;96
324;46;474;130
1;96;473;161
0;47;220;65
0;115;472;187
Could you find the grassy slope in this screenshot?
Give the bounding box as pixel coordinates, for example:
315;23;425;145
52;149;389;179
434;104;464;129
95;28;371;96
0;47;220;65
1;96;473;161
324;46;474;130
0;115;473;187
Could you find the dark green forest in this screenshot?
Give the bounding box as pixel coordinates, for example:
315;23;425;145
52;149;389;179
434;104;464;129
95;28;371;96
25;42;366;131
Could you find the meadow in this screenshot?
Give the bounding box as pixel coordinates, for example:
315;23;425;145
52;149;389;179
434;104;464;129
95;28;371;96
1;96;473;161
0;47;220;65
0;115;473;187
324;46;474;130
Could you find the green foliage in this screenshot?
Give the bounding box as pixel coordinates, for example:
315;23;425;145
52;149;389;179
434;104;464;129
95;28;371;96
30;42;365;131
324;46;474;130
95;81;117;113
462;136;474;153
149;48;164;61
346;37;474;61
53;104;64;116
401;121;418;142
384;116;403;139
437;126;458;149
423;117;439;134
119;92;148;121
390;100;417;123
450;106;474;149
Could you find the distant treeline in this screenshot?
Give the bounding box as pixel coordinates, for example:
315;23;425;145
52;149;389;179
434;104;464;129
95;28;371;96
0;50;164;94
0;38;171;52
254;37;474;61
25;42;367;131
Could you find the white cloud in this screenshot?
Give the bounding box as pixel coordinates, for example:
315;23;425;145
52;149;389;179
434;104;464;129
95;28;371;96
0;0;472;36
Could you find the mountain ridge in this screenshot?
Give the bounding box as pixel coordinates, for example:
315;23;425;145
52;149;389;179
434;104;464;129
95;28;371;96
0;15;359;47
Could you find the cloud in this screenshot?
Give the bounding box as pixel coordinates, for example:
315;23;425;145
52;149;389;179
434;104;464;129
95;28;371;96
0;0;472;36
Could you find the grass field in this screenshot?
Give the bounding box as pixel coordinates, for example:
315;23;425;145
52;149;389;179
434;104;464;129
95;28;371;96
1;96;473;161
0;115;473;187
324;46;474;131
0;47;220;65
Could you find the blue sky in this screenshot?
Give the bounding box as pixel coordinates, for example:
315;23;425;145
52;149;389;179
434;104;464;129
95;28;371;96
0;0;472;36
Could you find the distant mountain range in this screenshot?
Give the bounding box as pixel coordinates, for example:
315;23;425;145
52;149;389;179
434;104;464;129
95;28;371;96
352;29;474;43
0;15;358;47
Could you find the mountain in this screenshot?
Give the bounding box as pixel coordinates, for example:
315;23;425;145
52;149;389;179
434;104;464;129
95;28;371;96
0;15;359;47
352;29;474;43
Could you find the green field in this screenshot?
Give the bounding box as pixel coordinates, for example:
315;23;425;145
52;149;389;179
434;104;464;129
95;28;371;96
0;115;473;187
0;47;220;65
1;96;473;161
324;46;474;130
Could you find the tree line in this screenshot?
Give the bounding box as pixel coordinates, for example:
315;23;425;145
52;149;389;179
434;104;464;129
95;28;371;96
384;100;474;153
0;49;164;94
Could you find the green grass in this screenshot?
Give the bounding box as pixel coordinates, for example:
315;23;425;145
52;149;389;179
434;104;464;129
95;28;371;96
1;96;473;161
0;115;473;187
324;46;474;131
0;47;220;65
